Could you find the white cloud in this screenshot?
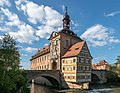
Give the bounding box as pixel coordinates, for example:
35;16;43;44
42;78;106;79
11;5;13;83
93;56;107;63
1;8;21;26
0;7;39;44
21;54;28;57
0;0;11;7
44;43;49;46
0;27;10;32
80;24;120;47
36;25;55;39
71;20;79;32
104;11;120;17
20;61;30;69
22;47;38;53
15;0;63;38
9;24;39;44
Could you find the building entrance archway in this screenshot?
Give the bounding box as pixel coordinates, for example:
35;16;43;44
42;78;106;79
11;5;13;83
52;61;57;70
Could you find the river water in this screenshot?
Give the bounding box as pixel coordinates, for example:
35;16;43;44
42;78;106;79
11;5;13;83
30;83;120;93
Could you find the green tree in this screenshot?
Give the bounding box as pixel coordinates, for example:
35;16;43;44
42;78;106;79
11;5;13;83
109;64;116;71
0;34;29;93
115;56;120;76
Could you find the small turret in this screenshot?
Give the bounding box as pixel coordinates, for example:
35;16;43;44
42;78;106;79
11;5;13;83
62;7;70;29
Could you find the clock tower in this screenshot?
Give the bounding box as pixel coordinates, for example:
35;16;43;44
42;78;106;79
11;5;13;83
49;7;82;70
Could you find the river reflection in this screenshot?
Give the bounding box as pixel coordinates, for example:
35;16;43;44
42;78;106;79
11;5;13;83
30;83;57;93
30;83;120;93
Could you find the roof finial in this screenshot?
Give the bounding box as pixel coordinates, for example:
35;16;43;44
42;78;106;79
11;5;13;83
65;7;67;15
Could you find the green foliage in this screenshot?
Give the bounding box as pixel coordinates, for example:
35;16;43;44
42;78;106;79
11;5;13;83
106;71;120;85
107;71;118;79
0;34;29;93
115;56;120;76
109;64;116;71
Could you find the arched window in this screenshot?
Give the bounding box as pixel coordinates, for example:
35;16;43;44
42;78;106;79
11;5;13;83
56;39;58;45
52;42;54;50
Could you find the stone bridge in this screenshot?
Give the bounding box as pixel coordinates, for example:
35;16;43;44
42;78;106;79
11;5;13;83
25;70;62;87
91;70;107;83
25;70;107;88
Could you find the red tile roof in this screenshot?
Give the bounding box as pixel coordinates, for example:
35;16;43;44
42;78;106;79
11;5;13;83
92;64;97;69
97;60;108;66
62;41;85;58
30;45;50;60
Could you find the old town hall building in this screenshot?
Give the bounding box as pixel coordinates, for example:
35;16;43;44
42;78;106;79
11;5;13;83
30;8;92;83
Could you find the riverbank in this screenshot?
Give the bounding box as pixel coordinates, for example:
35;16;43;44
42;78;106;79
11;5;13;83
57;84;120;93
90;83;120;90
30;83;120;93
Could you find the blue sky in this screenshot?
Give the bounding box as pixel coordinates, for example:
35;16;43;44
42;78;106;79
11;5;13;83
0;0;120;69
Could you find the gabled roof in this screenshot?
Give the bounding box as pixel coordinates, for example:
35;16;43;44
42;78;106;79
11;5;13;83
97;60;108;66
62;41;85;58
48;31;59;40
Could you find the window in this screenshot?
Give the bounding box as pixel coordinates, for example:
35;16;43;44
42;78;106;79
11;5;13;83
47;55;49;59
66;40;68;46
40;58;41;62
63;60;65;63
56;39;58;45
65;76;66;79
84;59;86;63
45;56;46;60
83;66;85;70
89;67;91;70
68;76;70;79
87;66;89;70
73;66;75;70
79;58;81;62
38;59;39;62
42;56;44;61
52;42;54;50
63;67;65;70
73;59;76;62
78;57;81;62
40;66;41;69
56;49;58;55
47;65;49;69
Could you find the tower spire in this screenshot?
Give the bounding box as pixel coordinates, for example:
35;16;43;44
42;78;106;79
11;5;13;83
62;7;70;29
65;7;67;15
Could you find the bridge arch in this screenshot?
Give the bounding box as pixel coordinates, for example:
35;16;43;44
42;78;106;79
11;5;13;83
91;73;100;83
27;74;60;87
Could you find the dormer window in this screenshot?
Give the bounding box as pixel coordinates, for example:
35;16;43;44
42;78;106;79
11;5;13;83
75;48;79;50
68;49;71;51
